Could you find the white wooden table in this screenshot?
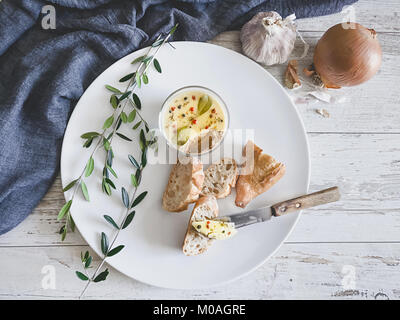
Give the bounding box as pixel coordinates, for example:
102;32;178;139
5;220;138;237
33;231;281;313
1;0;399;299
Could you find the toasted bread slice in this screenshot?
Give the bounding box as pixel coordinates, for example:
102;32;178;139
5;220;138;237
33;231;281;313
201;158;238;199
182;196;219;256
235;141;285;208
162;157;205;212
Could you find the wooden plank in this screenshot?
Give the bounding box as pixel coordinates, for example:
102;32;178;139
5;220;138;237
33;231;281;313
296;0;400;33
209;31;400;133
0;243;398;299
0;133;399;246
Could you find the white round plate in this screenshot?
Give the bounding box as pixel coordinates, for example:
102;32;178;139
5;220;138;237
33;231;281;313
61;42;310;289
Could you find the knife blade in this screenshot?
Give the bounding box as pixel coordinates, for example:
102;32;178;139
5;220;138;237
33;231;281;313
217;206;273;229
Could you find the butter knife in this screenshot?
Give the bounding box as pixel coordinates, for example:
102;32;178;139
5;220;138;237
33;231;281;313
216;186;340;228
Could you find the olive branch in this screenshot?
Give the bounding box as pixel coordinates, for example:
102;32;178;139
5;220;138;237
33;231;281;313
57;24;178;241
67;24;179;299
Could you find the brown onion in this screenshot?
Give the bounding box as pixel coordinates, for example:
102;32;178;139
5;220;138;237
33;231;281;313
313;23;382;88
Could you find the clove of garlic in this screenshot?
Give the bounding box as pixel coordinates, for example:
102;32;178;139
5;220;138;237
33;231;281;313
240;12;297;66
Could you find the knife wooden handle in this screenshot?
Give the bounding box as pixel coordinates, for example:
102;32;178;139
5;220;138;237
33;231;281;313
271;187;340;216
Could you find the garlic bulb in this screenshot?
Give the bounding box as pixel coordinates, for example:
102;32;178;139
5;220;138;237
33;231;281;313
240;11;297;66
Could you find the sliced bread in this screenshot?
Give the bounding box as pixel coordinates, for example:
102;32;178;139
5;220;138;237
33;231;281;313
201;158;238;199
182;196;219;256
162;157;205;212
235;141;285;208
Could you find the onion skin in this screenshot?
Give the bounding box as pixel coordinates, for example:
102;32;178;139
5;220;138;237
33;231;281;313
313;23;382;87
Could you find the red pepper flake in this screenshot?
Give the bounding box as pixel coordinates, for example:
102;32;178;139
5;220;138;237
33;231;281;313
228;232;231;235
207;220;210;224
189;107;194;112
192;119;197;125
205;125;209;129
192;95;196;100
206;225;209;229
211;108;216;113
171;107;175;111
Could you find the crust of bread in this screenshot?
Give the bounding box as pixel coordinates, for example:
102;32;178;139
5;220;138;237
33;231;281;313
162;157;205;212
235;141;285;208
201;158;238;199
182;196;219;256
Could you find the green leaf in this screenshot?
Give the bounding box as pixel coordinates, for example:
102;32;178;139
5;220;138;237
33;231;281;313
104;215;119;229
142;55;153;64
103;137;111;151
105;85;122;94
128;154;140;169
120;111;128;123
135;72;141;88
197;94;212;116
122;211;135;229
153;59;162;73
76;271;89;281
139;129;146;152
141;149;147;168
83;138;93;148
119;73;135;82
106;150;113;167
106;164;118;178
105;178;116;189
84;256;92;268
169;23;178;36
57;200;72;220
68;214;76;232
110;95;119;109
135;169;142;185
142;73;148;84
81;180;90;201
132;121;141;130
101;232;109;255
116;132;132;141
63;179;78;192
93;269;109;283
131;94;141;109
131;173;138;187
85;157;94;177
107;245;125;257
61;225;67;241
80;132;100;139
119;91;131;101
102;179;112;196
103;115;114;129
121;187;129;208
128;110;136;123
84;251;89;261
152;38;163;47
131;55;145;64
131;191;148;208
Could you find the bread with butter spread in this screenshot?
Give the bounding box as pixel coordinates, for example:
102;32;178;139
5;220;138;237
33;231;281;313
182;196;218;256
